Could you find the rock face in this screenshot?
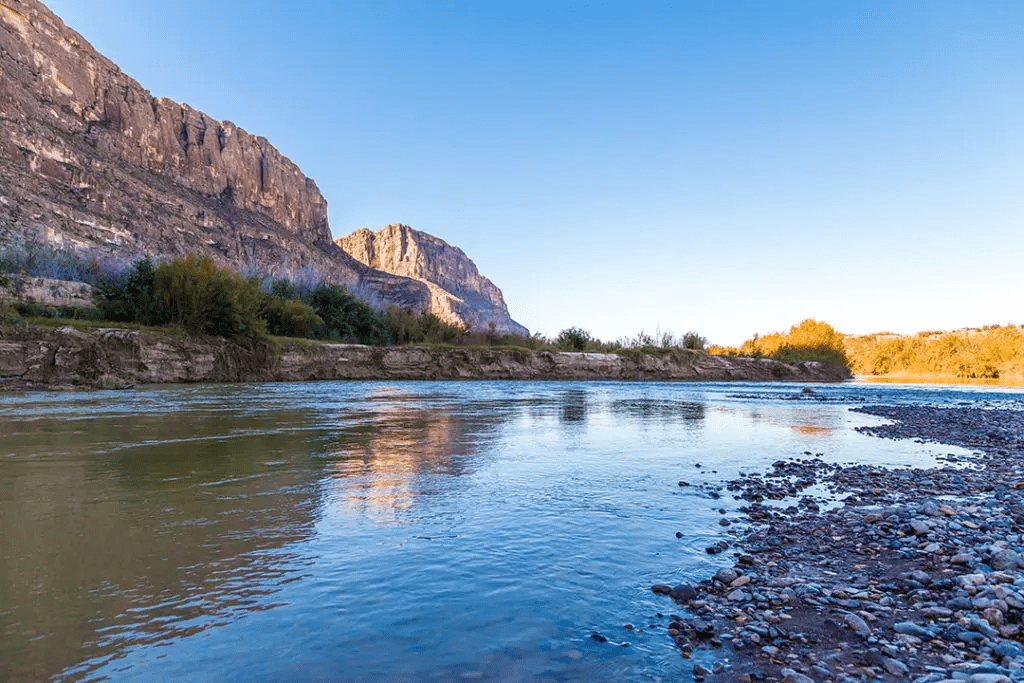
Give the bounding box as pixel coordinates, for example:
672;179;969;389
338;224;527;335
0;0;523;330
0;324;849;390
0;274;95;308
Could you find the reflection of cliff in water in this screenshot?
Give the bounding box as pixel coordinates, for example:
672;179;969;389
0;404;323;682
324;389;510;522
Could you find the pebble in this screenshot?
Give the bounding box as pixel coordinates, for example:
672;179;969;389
646;402;1024;681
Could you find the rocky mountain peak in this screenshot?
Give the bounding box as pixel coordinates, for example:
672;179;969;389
0;0;525;334
337;224;527;336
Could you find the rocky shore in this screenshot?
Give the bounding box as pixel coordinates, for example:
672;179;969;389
650;400;1024;682
0;324;848;390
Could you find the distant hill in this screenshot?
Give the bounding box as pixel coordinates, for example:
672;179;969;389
0;0;525;334
338;224;527;335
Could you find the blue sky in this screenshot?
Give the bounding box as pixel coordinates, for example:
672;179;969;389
45;1;1023;345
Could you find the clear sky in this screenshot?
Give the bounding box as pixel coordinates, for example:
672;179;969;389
44;0;1024;345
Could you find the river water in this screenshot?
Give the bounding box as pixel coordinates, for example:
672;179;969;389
2;380;1021;682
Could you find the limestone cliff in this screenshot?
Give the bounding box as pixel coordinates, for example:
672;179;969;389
338;224;528;336
0;324;849;390
0;0;432;308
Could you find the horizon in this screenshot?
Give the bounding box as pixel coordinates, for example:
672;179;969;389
42;0;1024;347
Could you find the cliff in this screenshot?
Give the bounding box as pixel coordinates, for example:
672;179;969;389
338;224;528;335
0;324;849;390
0;1;523;325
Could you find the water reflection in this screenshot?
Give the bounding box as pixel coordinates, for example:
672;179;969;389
0;397;322;682
326;405;490;522
560;390;588;423
0;381;990;683
610;398;706;422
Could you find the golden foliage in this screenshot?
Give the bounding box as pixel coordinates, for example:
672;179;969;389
845;325;1024;380
712;319;851;373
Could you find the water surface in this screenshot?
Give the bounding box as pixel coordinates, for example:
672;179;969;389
2;380;1020;682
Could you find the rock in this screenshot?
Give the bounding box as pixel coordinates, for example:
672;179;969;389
670;584;697;602
990;549;1020;571
966;675;1010;683
651;585;672;595
779;668;814;683
714;568;741;585
730;575;752;588
0;0;531;333
911;519;931;535
338;225;527;335
882;657;910;676
843;613;871;635
590;632;608;643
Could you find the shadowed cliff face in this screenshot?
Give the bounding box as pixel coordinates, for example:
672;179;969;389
338;224;529;336
0;0;434;308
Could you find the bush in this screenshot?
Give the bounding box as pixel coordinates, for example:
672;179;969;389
386;306;468;346
260;296;322;338
557;327;591;351
732;319;851;373
152;255;266;338
682;331;707;351
96;257;156;324
303;283;389;344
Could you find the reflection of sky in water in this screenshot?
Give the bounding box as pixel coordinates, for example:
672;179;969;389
0;381;1014;682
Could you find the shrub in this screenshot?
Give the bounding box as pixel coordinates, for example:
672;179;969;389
557;327;591;351
152;255;266;338
260;296;322;338
96;257;156;324
732;319;851;373
386;306;468;346
303;283;389;344
682;331;707;351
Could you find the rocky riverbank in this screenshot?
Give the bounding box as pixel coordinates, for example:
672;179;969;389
0;324;848;390
650;400;1024;682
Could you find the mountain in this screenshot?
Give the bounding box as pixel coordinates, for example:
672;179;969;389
338;225;528;335
0;0;524;332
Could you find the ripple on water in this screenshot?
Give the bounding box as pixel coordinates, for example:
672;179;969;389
0;380;1015;682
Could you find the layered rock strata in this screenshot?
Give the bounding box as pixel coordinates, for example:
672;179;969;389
338;224;528;335
0;324;847;390
1;0;515;318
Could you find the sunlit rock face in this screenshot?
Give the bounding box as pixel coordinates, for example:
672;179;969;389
0;0;432;309
338;224;528;335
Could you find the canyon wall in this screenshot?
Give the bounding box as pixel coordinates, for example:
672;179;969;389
338;224;528;335
0;0;524;330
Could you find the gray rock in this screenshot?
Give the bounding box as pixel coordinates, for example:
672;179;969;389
991;549;1020;571
844;613;871;635
670;584;697;602
883;657;910;676
894;622;933;638
714;568;741;585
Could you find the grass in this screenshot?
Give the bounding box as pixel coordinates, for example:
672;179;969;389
11;316;188;335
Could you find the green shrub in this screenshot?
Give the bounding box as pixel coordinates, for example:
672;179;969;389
152;255;266;338
682;331;707;351
96;257;156;324
385;306;468;345
302;283;390;344
260;296;322;337
1;302;23;325
557;327;591;351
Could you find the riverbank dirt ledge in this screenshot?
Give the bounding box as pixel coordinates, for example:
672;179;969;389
0;324;849;390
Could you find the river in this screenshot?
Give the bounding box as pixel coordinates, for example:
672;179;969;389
2;380;1021;682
